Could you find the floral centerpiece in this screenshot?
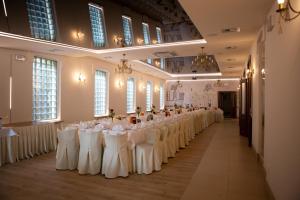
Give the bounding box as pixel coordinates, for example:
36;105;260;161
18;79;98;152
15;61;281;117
151;104;156;114
108;108;115;122
136;106;141;117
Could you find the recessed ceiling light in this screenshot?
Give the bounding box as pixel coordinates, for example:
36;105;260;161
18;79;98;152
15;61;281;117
221;27;241;33
225;46;237;50
226;58;235;62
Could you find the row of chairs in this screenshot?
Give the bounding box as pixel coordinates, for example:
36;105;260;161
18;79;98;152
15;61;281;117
56;112;206;178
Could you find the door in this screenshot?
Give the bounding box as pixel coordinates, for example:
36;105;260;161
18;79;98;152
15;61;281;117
239;56;253;146
218;91;237;118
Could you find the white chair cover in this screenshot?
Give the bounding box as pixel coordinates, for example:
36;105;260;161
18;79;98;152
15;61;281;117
78;129;103;175
56;128;79;170
102;132;129;178
159;125;169;163
136;128;162;174
166;123;176;158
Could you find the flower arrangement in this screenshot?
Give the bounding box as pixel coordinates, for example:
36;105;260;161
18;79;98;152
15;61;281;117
136;106;141;117
151;104;156;114
108;109;115;121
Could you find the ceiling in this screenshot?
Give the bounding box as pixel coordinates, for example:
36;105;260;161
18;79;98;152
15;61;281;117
179;0;274;76
0;0;274;79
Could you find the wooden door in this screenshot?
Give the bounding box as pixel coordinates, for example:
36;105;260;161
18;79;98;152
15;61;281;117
218;91;237;118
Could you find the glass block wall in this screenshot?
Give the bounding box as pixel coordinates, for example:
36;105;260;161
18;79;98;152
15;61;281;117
26;0;56;41
142;23;150;45
88;4;106;47
95;70;107;116
127;78;135;113
32;57;58;121
122;16;134;46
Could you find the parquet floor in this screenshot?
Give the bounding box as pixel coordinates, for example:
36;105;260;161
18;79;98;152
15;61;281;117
0;122;216;200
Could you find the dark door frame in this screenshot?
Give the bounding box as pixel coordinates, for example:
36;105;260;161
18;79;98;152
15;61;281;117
218;91;237;118
239;56;253;147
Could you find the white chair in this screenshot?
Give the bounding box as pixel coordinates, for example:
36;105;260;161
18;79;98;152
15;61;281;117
159;125;169;163
178;118;186;148
77;129;103;175
136;128;162;174
56;128;79;170
102;132;129;178
166;123;176;158
174;121;180;151
183;117;190;146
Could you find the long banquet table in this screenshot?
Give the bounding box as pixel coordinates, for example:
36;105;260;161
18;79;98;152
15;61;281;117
56;108;223;177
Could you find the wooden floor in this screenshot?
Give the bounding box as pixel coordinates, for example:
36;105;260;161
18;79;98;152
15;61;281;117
0;123;215;200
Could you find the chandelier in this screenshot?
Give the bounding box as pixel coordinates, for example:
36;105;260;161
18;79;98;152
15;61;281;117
191;47;214;71
115;54;132;74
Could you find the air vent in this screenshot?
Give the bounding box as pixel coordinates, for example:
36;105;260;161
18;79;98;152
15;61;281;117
153;51;177;58
221;27;240;33
49;48;64;52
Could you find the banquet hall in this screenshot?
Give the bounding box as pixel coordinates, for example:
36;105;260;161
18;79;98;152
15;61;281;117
0;0;299;200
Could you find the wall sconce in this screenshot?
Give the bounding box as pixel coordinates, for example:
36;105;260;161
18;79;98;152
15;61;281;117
115;79;124;89
276;0;300;21
154;86;159;93
113;35;125;47
261;68;266;80
152;39;158;44
72;30;85;41
246;68;254;78
78;73;86;83
154;60;160;67
139;82;146;92
137;38;144;45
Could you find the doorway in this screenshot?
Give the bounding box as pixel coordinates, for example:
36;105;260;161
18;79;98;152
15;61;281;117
218;91;237;118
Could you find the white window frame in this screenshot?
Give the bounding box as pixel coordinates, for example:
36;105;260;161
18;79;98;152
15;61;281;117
94;69;109;117
146;81;153;111
126;77;136;114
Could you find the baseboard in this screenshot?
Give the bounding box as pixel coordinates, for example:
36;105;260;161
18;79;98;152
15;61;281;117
255;153;276;200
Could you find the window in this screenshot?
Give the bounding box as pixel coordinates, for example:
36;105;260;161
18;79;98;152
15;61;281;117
26;0;56;41
160;58;165;70
122;16;133;46
88;3;107;48
32;57;58;121
142;22;150;45
147;58;152;64
95;70;108;116
146;81;153;111
160;84;164;110
127;78;136;113
156;27;162;43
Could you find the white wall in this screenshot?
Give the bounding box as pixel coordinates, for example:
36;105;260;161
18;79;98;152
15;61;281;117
165;80;239;107
0;48;164;123
250;2;300;199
